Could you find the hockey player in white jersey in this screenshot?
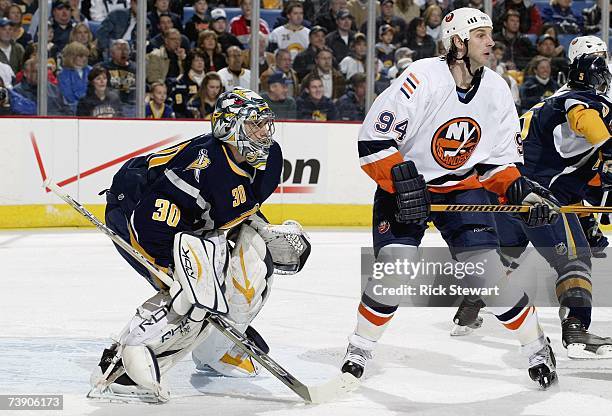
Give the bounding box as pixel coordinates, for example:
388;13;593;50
345;8;560;389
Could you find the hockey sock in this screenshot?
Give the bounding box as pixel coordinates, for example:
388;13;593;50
491;293;544;348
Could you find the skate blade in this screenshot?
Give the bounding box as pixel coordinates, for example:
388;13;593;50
450;316;483;336
308;373;360;404
567;343;612;360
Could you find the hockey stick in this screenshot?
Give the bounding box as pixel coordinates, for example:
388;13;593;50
44;179;358;404
592;191;609;237
430;204;612;214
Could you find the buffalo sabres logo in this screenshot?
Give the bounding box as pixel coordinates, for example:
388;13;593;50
431;117;481;170
185;149;211;182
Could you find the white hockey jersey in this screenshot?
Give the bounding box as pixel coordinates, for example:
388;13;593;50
268;25;310;61
358;57;524;195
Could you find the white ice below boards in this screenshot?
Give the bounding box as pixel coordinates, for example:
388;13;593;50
2;229;612;416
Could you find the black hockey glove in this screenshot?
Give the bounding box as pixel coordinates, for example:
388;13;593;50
391;161;431;225
598;150;612;191
506;176;561;227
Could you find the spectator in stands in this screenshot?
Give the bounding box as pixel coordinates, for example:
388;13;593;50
325;9;354;63
293;24;326;80
423;4;442;41
520;55;558;112
13;0;37;25
218;45;251;89
268;2;309;60
388;56;412;79
59;41;92;112
10;58;73;115
582;0;611;35
51;0;77;51
271;0;315;28
68;0;89;25
76;64;122;117
170;50;205;118
241;31;275;73
186;70;222;119
145;82;175;118
376;24;396;70
315;0;348;34
210;8;242;54
0;76;11;115
301;46;345;99
347;0;379;29
196;29;227;72
493;9;537;70
185;0;211;43
453;0;484;12
103;39;136;114
260;48;299;96
22;39;60;84
150;13;190;51
540;0;584;34
70;22;102;65
337;72;365;121
96;0;139;53
536;33;568;82
393;0;420;27
0;0;11;17
90;0;130;22
340;33;383;80
261;71;297;119
361;0;407;46
296;76;338;120
146;28;186;84
230;0;270;48
493;0;543;35
148;0;182;38
7;5;31;48
0;60;14;87
404;17;436;61
0;17;24;74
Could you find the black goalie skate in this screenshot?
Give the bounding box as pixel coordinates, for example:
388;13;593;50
341;343;372;379
528;339;558;389
450;296;485;336
562;317;612;359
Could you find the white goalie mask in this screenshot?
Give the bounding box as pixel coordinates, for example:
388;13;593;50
441;7;493;51
211;88;276;170
568;35;608;64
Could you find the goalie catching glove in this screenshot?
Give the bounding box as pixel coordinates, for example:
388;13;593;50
245;215;311;275
506;176;561;227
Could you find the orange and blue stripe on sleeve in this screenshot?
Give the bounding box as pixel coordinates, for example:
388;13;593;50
478;165;521;198
358;139;403;193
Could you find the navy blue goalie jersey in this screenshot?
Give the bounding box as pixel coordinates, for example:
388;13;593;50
123;134;282;268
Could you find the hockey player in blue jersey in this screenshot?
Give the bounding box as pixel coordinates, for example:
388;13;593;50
89;87;311;402
453;50;612;359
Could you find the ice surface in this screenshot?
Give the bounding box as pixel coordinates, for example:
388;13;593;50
2;229;612;416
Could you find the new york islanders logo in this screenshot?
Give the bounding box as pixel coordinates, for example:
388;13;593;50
431;117;481;170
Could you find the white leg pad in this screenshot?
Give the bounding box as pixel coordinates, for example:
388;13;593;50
122;345;168;400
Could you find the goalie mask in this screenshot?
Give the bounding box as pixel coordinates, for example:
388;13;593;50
212;88;276;169
568;54;612;93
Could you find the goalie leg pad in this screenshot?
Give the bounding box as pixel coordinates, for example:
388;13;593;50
226;223;274;325
172;231;229;315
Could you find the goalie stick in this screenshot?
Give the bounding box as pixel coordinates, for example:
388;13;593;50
44;179;358;404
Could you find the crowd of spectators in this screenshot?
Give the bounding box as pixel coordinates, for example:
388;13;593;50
0;0;603;120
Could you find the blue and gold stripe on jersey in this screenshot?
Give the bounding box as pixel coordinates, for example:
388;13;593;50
400;72;421;100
